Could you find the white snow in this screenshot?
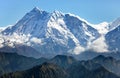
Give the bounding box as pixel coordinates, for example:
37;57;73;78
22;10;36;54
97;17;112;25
1;7;118;57
66;13;92;25
91;22;109;34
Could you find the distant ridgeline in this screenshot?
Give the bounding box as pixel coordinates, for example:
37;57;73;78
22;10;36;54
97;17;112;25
0;52;120;78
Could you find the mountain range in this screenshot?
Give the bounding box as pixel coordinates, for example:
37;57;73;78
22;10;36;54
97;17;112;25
1;53;120;78
0;7;120;58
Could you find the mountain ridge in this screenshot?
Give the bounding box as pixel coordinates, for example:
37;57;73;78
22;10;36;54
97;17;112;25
1;54;120;78
0;7;101;57
0;7;120;58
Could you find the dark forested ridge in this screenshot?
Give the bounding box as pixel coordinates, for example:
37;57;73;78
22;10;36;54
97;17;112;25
0;53;120;78
0;52;47;76
1;62;67;78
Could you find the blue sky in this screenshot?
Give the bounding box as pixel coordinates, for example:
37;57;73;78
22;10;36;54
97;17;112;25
0;0;120;26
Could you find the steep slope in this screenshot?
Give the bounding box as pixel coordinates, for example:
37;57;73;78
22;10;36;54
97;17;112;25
105;25;120;52
64;14;100;46
2;7;50;36
109;17;120;30
0;52;47;76
105;17;120;52
0;7;100;57
1;62;67;78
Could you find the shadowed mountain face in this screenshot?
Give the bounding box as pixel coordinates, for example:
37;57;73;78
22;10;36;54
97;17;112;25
105;17;120;52
106;25;120;52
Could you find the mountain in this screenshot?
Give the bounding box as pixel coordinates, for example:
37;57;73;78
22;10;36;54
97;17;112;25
105;25;120;52
0;45;43;58
67;63;120;78
67;62;91;78
1;55;120;78
105;17;120;52
92;55;120;76
1;62;67;78
90;66;120;78
0;52;47;76
91;22;109;34
109;17;120;30
67;55;120;78
0;53;76;77
79;55;120;76
49;55;77;68
0;7;100;58
1;7;120;59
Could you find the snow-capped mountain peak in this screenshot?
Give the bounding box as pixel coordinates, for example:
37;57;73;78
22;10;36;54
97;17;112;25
30;7;43;14
0;7;108;58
